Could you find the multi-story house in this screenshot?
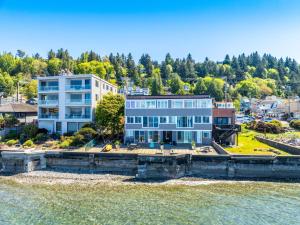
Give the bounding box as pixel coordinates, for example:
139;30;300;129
124;95;213;146
37;74;117;134
213;101;238;145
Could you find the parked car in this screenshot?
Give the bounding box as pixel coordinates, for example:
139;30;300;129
26;98;38;105
262;117;273;122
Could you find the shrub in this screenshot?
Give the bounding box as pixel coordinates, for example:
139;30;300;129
76;127;97;142
267;120;282;128
5;130;18;140
81;123;96;129
35;133;49;143
20;124;38;143
37;128;48;134
6;139;18;146
70;134;85;147
23;139;34;148
290;120;300;130
246;120;284;134
59;139;72;149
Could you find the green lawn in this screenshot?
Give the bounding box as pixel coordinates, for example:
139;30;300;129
225;129;290;155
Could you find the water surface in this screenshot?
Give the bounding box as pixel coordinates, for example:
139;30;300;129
0;180;300;225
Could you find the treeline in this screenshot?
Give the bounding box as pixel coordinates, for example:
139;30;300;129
1;49;300;102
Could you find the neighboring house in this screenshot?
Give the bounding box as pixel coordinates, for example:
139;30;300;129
119;87;150;96
37;74;117;134
0;103;37;123
124;95;213;146
213;101;238;145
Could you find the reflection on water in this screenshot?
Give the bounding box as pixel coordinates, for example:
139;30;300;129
0;180;300;225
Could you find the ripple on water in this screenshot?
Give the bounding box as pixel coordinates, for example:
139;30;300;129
0;181;300;225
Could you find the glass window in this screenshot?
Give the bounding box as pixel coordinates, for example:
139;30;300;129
184;100;193;108
203;116;210;123
214;117;229;125
160;117;167;123
48;81;58;87
177;131;184;143
127;117;134;123
67;122;78;133
70;94;82;102
148;131;158;143
85;93;91;100
135;117;141;123
135;101;141;108
149;117;158;127
177;116;193;128
203;131;211;138
169;116;176;123
84;107;90;117
172;100;183;108
195;116;202;123
143;117;148;127
140;101;145;108
71;80;82;86
130;101;135;109
157;100;168;108
146;100;156;108
95;80;99;87
95;94;99;101
126;130;134;138
56;122;62;133
126;101;130;108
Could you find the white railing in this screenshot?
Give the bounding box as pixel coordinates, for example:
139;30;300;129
39;100;59;105
39;114;59;119
65;85;91;91
65;99;91;105
39;86;59;91
65;114;90;119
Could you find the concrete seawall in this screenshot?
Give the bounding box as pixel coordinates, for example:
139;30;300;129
1;151;300;180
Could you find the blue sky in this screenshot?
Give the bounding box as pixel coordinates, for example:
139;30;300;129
0;0;300;61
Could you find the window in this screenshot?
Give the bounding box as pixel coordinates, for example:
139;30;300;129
214;117;229;125
146;100;156;108
126;101;130;108
177;131;192;143
140;101;145;108
184;100;193;108
84;107;91;117
135;101;141;108
143;117;148;127
103;84;105;89
203;131;211;138
95;80;99;87
127;117;134;123
148;131;159;142
126;130;134;138
157;100;168;108
203;116;210;123
70;94;82;102
130;101;135;109
195;116;202;123
95;94;99;101
149;117;158;127
160;117;167;123
177;116;193;128
67;122;78;133
135;117;142;123
71;80;82;86
169;116;176;124
56;122;62;133
172;100;183;108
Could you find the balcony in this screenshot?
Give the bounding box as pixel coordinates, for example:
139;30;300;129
65;99;91;105
39;100;59;105
65;114;91;119
65;85;91;91
39;114;59;119
39;86;59;92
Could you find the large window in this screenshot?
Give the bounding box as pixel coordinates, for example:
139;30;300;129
203;116;210;123
157;100;168;109
148;131;159;142
127;117;134;123
67;122;78;133
184;100;193;108
214;117;230;125
172;100;183;108
169;116;176;124
194;116;202;123
70;94;82;102
135;117;142;123
177;131;193;143
160;117;167;123
143;117;158;127
177;116;193;128
203;131;211;138
146;100;156;108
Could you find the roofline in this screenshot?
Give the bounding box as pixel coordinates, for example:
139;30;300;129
126;95;211;100
37;74;117;88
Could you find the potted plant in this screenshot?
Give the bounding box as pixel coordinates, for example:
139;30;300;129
191;141;196;150
114;140;120;150
160;141;164;150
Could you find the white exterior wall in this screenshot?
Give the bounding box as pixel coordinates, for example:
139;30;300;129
37;74;117;134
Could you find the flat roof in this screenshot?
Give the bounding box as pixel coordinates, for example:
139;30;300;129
126;95;211;100
0;103;37;113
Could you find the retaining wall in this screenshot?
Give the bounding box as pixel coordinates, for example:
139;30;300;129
256;136;300;155
211;141;229;155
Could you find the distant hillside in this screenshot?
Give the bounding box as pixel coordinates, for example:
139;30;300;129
1;49;300;103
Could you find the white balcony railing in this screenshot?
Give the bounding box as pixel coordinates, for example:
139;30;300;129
65;85;91;91
39;86;59;92
39;114;59;119
39;100;59;105
65;114;90;119
65;99;91;105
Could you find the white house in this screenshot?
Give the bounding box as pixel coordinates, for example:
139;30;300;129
37;74;117;134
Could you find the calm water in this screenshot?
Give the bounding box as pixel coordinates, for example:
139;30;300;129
0;180;300;225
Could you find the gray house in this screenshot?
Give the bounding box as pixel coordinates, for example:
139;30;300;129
124;95;213;146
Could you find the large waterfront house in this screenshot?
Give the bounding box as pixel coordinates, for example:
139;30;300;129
37;74;117;134
124;95;213;146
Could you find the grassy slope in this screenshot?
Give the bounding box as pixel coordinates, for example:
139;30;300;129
225;128;289;155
